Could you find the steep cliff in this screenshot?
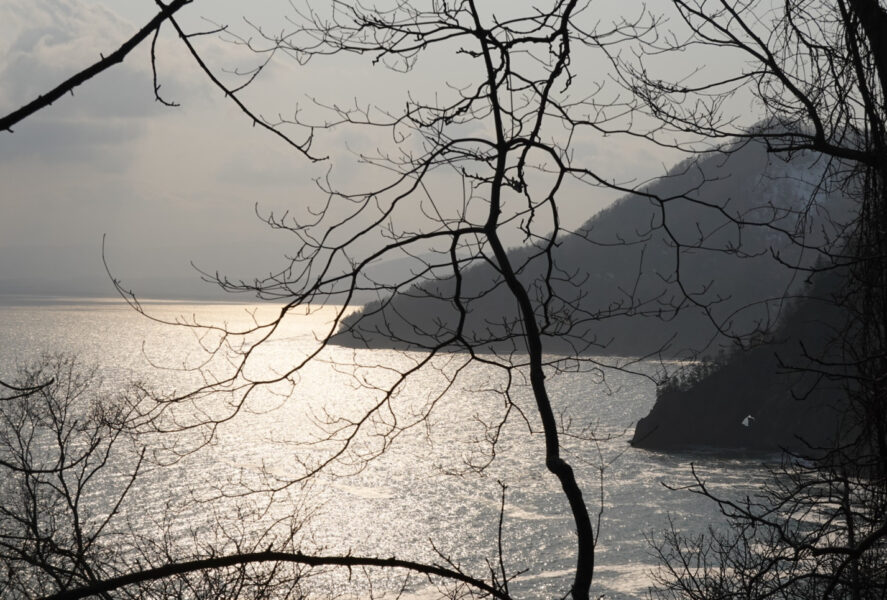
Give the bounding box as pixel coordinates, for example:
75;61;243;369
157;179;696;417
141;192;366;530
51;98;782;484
631;268;853;453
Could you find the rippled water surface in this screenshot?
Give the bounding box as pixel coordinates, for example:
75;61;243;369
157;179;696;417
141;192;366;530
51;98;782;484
0;298;774;599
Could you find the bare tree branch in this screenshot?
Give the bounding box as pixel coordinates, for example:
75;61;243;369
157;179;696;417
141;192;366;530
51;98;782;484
0;0;193;132
44;550;510;600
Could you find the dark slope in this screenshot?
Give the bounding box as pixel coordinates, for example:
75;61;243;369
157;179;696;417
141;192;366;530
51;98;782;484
631;266;852;453
335;140;851;357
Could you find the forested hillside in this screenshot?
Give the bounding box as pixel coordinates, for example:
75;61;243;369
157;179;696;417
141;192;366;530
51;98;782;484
336;140;852;358
632;264;851;452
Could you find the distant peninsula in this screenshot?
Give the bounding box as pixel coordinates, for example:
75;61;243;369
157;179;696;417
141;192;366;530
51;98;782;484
334;139;851;359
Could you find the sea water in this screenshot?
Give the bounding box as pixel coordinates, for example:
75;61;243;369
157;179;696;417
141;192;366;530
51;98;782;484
0;297;773;599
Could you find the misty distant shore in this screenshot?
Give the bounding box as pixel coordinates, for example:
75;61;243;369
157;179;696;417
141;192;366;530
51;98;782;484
0;293;269;307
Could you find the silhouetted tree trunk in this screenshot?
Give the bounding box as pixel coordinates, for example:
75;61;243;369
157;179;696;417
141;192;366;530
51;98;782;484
4;2;648;598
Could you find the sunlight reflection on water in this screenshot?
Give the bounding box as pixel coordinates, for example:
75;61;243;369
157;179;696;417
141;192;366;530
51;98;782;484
0;299;773;599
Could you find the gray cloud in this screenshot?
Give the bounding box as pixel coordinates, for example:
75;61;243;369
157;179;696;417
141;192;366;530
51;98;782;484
0;0;134;107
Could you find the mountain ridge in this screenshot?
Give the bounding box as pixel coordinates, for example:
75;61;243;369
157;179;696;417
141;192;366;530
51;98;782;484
334;139;853;358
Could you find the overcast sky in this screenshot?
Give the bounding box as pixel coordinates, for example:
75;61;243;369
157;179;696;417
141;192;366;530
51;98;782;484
0;0;735;301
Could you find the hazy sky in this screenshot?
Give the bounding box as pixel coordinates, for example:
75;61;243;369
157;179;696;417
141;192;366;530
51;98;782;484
0;0;735;300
